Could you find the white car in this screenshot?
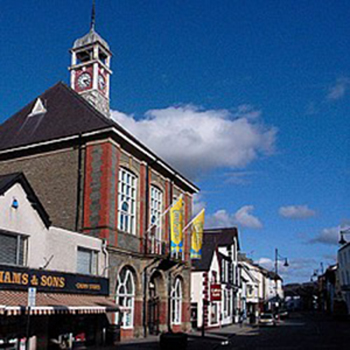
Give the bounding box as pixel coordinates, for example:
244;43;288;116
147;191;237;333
259;313;277;327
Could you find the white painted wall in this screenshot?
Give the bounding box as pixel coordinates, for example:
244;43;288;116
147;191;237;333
191;271;204;328
0;183;106;275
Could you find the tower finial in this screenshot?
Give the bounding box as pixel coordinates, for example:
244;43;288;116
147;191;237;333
90;0;96;31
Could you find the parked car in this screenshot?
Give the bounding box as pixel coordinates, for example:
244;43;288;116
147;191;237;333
259;313;277;327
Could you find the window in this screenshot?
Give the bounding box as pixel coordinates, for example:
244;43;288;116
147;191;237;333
77;247;98;275
150;186;163;235
0;231;26;266
116;267;135;328
171;278;182;325
118;168;137;234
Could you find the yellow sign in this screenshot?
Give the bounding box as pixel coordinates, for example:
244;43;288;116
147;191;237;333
170;196;183;254
191;209;205;259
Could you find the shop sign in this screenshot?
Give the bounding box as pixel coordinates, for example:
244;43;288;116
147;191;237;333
210;284;222;301
0;264;109;295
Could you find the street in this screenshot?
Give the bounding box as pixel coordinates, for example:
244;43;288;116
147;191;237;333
116;312;350;350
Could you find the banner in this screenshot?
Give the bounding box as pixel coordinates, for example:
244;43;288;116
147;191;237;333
170;196;183;255
190;209;205;259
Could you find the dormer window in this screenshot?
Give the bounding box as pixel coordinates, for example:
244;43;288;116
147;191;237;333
28;98;47;118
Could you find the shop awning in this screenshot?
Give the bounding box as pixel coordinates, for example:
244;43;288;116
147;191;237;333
0;291;118;316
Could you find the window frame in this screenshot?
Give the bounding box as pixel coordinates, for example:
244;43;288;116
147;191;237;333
118;168;137;235
116;268;135;329
0;230;27;266
171;277;182;325
76;247;98;275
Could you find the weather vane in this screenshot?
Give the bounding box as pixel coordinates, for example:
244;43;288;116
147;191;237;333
90;0;96;31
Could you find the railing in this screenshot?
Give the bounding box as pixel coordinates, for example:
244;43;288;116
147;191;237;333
141;236;188;261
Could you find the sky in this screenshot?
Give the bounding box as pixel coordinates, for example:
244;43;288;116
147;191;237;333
1;0;350;283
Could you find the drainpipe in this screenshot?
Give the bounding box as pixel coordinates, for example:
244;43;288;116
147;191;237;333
102;239;109;277
144;163;150;254
75;133;83;232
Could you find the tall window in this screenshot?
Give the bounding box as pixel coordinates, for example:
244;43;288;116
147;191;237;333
0;231;26;266
77;247;98;275
150;186;163;253
171;278;182;325
150;186;163;232
118;168;137;234
116;267;135;328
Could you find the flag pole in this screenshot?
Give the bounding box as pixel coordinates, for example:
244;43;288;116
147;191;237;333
183;209;205;232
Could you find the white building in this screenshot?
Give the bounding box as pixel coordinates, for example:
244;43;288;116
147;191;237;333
191;228;240;329
338;242;350;314
0;173;117;349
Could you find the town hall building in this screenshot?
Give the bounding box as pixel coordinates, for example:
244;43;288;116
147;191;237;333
0;15;199;341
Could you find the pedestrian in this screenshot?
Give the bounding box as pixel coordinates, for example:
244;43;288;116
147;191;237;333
239;310;244;328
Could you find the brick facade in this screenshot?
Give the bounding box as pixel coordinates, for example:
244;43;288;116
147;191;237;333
0;136;196;340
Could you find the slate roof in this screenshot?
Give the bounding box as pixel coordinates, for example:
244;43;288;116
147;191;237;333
0;82;198;193
192;227;238;271
0;82;112;151
0;172;51;228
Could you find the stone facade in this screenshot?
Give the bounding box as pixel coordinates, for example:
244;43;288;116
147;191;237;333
0;136;195;340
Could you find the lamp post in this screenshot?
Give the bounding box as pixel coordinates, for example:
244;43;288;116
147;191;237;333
339;227;350;245
274;249;288;313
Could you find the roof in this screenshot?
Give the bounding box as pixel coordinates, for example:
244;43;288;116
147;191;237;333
203;227;239;249
0;290;118;316
73;28;110;51
0;172;51;228
0;82;198;193
191;242;215;272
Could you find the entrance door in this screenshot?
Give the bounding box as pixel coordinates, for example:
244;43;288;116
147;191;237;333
147;279;160;335
148;296;160;335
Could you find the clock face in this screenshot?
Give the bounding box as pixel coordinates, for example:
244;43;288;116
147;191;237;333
77;72;92;90
98;74;106;91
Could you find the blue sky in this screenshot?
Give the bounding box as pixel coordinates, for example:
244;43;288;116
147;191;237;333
1;1;350;283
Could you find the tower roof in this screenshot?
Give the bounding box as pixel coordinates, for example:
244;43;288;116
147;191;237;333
73;28;110;51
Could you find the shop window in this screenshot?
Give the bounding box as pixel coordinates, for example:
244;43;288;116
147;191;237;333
116;267;135;328
0;231;26;266
77;247;98;275
118;168;137;235
171;278;182;325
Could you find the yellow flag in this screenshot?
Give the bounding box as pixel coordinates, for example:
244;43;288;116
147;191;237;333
170;196;183;254
190;209;205;259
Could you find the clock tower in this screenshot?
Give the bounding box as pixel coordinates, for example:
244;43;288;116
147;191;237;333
69;3;112;117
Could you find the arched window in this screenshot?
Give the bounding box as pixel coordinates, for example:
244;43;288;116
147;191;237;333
118;168;137;234
116;267;135;328
171;277;182;325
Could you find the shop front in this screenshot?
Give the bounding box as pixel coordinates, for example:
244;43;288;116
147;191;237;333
0;265;118;349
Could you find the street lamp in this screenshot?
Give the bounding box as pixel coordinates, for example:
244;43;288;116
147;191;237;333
274;249;288;312
339;227;350;245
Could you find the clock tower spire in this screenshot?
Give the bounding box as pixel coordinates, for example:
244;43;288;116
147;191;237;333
69;0;112;117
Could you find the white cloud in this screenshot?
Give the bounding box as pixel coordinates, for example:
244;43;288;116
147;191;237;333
279;205;316;219
111;105;277;179
192;193;206;216
205;205;262;229
327;77;350;100
309;226;339;246
234;205;263;229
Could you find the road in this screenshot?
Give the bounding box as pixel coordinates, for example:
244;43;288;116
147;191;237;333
116;312;350;350
220;312;350;350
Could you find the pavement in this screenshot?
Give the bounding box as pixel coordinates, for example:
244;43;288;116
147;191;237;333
96;312;350;350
